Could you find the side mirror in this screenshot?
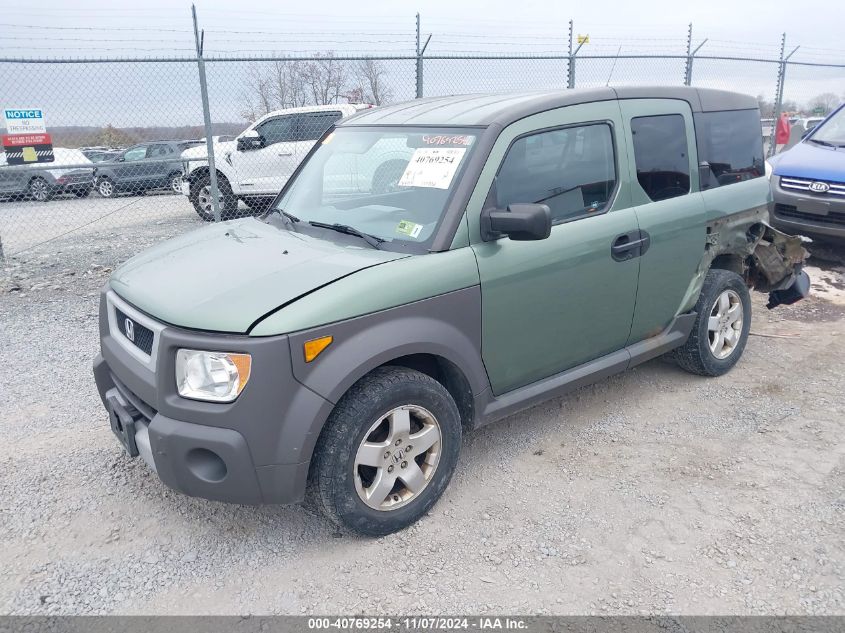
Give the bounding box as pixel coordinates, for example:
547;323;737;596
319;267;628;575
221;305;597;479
485;203;552;241
237;131;264;151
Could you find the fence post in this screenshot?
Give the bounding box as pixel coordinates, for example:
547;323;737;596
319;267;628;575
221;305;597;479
684;23;707;86
415;13;431;99
192;4;221;222
567;22;587;89
770;33;800;158
567;20;574;89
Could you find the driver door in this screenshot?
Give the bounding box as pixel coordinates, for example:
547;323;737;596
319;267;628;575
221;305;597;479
116;145;149;192
231;115;299;194
469;101;641;395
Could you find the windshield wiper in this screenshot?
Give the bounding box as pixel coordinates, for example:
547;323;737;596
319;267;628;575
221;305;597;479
807;138;836;147
308;221;385;249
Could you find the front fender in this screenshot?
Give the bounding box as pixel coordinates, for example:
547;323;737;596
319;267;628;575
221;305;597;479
287;286;488;406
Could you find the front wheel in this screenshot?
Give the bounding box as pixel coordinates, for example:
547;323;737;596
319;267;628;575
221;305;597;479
312;367;462;536
674;269;752;377
96;177;115;198
168;172;183;194
189;173;238;221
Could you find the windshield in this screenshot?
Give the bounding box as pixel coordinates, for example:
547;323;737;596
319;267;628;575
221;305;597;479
809;109;845;146
270;126;479;251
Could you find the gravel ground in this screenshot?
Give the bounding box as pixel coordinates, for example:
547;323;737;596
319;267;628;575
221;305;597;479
0;220;843;616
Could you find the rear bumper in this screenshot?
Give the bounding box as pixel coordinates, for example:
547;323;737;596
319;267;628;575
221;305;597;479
770;182;845;242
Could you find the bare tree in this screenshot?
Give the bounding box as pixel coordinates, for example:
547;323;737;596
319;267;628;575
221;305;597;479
303;53;348;105
352;59;394;105
240;64;275;122
808;92;840;115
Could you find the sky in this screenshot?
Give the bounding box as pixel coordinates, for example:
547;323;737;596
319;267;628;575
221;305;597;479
0;0;843;129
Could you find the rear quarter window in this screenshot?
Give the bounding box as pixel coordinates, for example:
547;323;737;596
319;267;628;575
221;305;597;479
694;109;764;189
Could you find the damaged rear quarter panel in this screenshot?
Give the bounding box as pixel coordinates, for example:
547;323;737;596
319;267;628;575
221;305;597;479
680;177;808;313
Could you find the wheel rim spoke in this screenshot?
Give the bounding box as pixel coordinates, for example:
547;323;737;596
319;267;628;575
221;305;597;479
707;315;720;332
718;292;730;315
409;424;439;456
388;408;411;441
399;461;426;494
356;440;389;468
365;469;396;507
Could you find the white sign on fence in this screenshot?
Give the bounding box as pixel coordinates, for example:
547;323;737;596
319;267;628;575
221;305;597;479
4;108;47;135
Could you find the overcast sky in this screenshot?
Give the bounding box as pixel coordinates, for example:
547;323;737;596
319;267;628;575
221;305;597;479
1;0;843;128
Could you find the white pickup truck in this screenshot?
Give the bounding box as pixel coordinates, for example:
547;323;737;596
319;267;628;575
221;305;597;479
180;104;372;220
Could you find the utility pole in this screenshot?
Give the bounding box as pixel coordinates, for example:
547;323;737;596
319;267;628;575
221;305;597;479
568;22;588;89
192;4;221;222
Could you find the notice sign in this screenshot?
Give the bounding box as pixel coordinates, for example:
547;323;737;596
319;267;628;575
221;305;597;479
397;147;467;190
4;108;47;134
3;109;53;164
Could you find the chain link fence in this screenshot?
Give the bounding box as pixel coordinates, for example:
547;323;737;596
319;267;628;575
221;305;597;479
1;20;844;262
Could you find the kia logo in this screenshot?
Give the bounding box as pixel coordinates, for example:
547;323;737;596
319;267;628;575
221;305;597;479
124;317;135;342
809;181;830;193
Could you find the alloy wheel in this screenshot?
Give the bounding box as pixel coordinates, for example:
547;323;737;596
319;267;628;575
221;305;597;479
354;405;442;511
29;179;49;201
98;179;114;197
170;175;182;193
708;289;744;360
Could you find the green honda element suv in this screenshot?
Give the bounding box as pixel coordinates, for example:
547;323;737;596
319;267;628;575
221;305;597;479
94;87;809;535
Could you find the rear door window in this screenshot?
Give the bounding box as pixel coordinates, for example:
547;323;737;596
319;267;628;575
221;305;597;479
294;112;343;142
630;114;690;201
695;109;764;189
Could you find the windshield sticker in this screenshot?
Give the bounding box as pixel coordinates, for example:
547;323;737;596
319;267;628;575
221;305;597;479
397;147;467;190
396;220;424;238
422;134;474;146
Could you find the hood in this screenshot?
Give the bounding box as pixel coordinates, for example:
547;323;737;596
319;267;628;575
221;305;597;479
110;218;406;333
181;140;236;159
772;141;845;181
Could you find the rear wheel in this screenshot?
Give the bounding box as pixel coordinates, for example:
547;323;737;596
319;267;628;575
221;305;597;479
189;173;238;221
73;188;91;198
313;367;461;536
28;177;53;202
674;269;751;377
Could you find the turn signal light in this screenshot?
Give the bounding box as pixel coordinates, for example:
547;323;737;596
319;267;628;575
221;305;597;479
304;336;333;362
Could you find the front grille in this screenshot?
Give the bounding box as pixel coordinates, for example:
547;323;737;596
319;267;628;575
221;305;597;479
114;306;155;355
780;176;845;197
774;203;845;227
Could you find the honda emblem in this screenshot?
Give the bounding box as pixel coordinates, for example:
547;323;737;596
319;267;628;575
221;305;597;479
124;317;135;342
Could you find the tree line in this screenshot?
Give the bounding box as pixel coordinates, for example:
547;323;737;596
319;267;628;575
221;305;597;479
239;56;395;121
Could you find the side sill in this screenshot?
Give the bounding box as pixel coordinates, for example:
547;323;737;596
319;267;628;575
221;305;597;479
476;312;696;427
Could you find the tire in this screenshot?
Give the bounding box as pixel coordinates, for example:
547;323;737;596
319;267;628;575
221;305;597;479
73;188;91;198
674;269;752;377
168;172;183;194
243;197;274;214
371;160;407;194
28;177;53;202
189;173;238;222
96;177;116;198
312;366;462;536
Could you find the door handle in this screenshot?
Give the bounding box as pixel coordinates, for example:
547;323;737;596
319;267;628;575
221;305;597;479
611;230;650;262
277;152;293;156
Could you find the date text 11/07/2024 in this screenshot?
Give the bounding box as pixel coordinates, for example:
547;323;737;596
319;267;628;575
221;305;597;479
307;617;530;630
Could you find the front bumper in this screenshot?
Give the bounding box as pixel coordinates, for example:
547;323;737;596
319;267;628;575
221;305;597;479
770;177;845;242
93;289;334;505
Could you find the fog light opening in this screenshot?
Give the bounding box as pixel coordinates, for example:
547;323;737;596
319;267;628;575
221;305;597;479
185;448;227;483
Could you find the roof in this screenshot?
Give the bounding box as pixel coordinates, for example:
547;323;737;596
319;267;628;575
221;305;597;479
341;87;757;128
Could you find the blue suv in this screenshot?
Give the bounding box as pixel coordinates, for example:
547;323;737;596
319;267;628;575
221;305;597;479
770;104;845;243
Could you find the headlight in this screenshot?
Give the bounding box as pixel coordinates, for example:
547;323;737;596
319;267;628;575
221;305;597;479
175;349;251;403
